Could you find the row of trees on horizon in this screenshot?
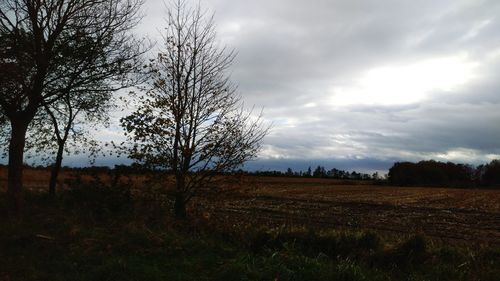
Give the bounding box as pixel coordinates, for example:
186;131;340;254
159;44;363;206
270;160;500;187
17;158;495;189
239;160;500;188
249;166;380;180
0;163;378;181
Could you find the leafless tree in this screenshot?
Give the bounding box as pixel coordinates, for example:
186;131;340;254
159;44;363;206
121;1;268;218
0;0;145;214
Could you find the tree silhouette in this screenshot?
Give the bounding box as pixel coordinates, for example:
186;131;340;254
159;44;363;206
121;1;268;218
304;166;312;177
0;0;145;214
388;160;475;187
481;160;500;186
313;165;326;178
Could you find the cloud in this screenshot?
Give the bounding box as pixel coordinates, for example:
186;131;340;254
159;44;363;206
34;0;500;172
328;53;479;106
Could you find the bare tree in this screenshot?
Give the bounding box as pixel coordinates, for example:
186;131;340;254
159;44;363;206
121;1;268;218
27;87;111;197
0;0;145;214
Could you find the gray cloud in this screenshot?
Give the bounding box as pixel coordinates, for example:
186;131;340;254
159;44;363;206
26;0;500;172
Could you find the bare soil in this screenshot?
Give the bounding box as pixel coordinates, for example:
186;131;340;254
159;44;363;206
196;177;500;246
2;168;499;246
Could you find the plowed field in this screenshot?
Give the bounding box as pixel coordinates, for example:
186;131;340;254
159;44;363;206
195;177;500;246
2;168;499;246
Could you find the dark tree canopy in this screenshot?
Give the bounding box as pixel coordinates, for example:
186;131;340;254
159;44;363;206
388;160;476;187
478;160;500;186
0;0;144;111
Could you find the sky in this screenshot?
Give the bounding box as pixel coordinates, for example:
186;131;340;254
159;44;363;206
74;0;500;172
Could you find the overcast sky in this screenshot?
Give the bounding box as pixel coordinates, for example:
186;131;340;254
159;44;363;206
87;0;500;172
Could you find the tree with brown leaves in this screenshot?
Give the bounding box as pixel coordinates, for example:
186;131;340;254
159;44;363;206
121;1;268;218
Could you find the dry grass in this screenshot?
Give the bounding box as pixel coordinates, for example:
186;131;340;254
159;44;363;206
0;166;152;192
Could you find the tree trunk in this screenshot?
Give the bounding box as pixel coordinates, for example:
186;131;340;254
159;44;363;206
174;173;187;218
7;119;29;216
48;141;64;197
174;193;187;218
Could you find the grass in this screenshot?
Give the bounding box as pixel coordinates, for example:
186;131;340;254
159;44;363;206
0;182;499;281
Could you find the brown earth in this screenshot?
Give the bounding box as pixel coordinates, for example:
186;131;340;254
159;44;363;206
1;167;499;246
0;166;150;191
195;176;500;247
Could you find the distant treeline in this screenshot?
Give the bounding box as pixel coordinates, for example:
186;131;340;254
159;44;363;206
243;166;380;181
388;160;500;188
4;160;499;188
0;163;158;175
0;163;379;181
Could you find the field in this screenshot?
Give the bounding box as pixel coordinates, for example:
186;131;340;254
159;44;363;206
2;168;499;246
197;177;500;247
1;168;500;280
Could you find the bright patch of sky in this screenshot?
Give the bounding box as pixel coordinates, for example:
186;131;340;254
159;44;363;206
329;54;478;106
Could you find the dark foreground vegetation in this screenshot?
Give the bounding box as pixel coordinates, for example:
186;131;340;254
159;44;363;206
1;180;498;281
